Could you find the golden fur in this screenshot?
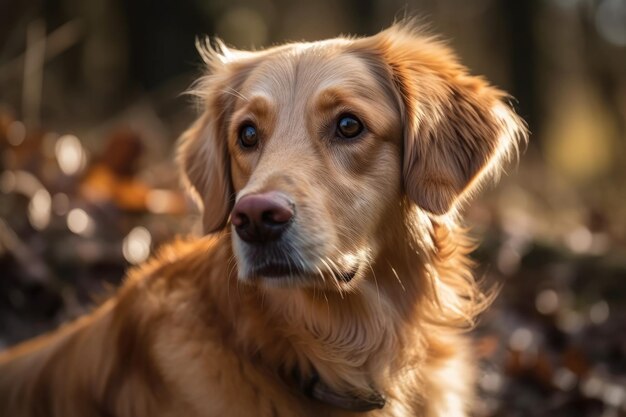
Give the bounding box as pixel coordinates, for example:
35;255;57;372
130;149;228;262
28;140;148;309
0;23;526;416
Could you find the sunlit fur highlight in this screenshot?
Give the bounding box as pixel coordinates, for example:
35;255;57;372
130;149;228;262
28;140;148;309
0;22;527;417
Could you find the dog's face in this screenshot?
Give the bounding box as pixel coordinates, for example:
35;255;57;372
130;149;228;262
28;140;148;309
223;43;403;288
179;25;524;290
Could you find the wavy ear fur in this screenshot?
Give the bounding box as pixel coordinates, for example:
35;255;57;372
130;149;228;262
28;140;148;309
178;40;256;233
354;24;527;215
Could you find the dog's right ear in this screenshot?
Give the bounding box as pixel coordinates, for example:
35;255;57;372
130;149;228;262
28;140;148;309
178;40;256;234
353;24;526;216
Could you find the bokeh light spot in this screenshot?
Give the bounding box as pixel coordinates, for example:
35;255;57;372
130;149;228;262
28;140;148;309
509;327;534;351
7;121;26;146
123;226;152;265
589;300;610;324
28;188;51;230
67;208;94;236
55;134;87;176
536;289;560;315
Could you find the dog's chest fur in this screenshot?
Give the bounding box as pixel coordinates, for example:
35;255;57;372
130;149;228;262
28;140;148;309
129;234;474;417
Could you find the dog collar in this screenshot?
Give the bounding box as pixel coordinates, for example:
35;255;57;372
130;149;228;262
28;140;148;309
301;373;386;412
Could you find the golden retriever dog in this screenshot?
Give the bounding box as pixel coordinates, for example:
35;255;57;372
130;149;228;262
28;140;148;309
0;22;526;416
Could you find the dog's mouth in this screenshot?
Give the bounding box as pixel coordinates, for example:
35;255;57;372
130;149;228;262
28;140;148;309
254;262;306;278
246;260;360;283
252;262;359;282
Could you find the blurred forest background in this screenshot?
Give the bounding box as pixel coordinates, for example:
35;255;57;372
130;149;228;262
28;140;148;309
0;0;625;416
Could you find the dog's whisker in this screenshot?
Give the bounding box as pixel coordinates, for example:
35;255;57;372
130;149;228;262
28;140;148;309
226;254;238;310
311;264;331;316
366;257;382;310
322;256;343;292
313;265;325;286
322;291;330;318
226;254;238;279
387;261;406;292
321;257;344;298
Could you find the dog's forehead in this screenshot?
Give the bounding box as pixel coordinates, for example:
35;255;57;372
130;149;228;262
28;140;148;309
239;42;384;104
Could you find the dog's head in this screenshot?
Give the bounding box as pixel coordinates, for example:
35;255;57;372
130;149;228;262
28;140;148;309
179;23;525;289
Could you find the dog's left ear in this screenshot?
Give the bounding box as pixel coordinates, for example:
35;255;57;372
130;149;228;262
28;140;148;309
356;25;527;215
178;40;258;233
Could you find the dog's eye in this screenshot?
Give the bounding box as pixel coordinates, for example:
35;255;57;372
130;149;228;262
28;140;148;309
336;115;363;139
238;124;258;148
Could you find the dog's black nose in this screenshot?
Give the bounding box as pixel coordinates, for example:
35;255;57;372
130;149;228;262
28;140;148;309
231;192;294;243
